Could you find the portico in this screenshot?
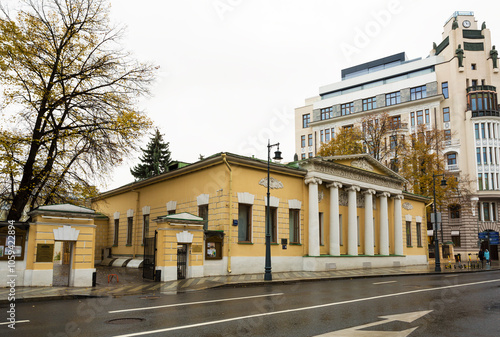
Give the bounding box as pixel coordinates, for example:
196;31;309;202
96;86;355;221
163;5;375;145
302;155;409;266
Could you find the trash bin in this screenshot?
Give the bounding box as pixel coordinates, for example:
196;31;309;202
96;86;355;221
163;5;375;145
454;254;461;262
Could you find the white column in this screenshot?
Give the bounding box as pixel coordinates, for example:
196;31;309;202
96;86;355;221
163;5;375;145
363;189;376;256
327;182;342;256
379;192;390;255
347;185;360;256
305;177;322;256
393;194;404;256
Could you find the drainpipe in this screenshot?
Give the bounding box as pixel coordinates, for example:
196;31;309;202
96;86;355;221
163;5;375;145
133;190;140;258
222;153;233;274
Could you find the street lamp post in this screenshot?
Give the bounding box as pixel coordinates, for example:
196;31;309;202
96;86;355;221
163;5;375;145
432;174;447;272
265;140;282;281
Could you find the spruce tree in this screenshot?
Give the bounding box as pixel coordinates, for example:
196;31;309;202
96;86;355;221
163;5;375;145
130;129;172;180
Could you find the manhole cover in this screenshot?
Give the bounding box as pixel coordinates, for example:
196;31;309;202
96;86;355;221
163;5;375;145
107;318;145;324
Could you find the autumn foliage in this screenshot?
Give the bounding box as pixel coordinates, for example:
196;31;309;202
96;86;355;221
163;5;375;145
0;0;156;220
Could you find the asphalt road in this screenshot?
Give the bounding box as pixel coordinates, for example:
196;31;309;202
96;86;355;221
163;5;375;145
3;271;500;337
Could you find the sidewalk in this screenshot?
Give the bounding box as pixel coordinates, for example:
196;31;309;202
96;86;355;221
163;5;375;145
2;261;499;304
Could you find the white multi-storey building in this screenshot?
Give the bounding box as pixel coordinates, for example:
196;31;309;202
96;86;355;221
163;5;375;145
295;11;500;260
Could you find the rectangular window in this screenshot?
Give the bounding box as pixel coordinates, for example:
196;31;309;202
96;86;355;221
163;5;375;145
325;129;330;142
362;97;377;111
406;221;412;247
301;135;306;148
447;153;456;165
481;123;486;138
385;92;401;106
341;102;354;116
416;222;422;247
443;108;450;122
168;210;176;215
320;107;332;120
357;216;360;246
289;209;300;244
339;214;343;246
199;204;209;230
451;234;461;247
425;109;430;124
266;207;278;243
444;130;452;141
417;110;424;125
319;212;324;246
478;173;483;190
410;85;427;100
392;115;401;128
143;214;150;242
320;130;324;143
127;217;133;246
114;219;119;246
302;114;310;128
475;124;480;139
390;135;397;150
308;134;313;146
442;82;449;99
485;174;490;190
238;204;252;242
411;112;415;126
483;202;490;221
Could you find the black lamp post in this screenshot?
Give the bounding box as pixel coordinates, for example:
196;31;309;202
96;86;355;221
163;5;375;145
265;140;282;281
432;174;447;272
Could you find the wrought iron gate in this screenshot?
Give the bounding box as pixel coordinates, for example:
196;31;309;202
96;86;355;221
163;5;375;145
143;230;157;280
177;244;187;280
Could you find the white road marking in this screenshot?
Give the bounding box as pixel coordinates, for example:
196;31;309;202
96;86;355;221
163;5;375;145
112;279;500;337
313;310;432;336
0;320;30;325
373;281;397;285
108;293;284;314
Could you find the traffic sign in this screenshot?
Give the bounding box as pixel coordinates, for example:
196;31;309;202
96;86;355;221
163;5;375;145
478;232;488;239
490;238;500;245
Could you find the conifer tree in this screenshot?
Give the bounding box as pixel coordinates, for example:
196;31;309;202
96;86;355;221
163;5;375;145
130;129;172;180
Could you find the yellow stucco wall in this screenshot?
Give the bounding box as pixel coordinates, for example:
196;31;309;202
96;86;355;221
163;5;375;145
26;214;96;271
92;154;429;271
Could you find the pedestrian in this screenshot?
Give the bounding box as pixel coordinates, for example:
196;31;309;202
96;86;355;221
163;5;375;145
484;249;490;265
479;249;484;262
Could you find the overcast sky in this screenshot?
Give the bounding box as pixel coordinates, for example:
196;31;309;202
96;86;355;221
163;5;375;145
5;1;500;191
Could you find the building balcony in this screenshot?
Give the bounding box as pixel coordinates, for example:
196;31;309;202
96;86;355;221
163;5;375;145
443;139;460;148
391;122;409;132
446;164;459;172
467;85;500;118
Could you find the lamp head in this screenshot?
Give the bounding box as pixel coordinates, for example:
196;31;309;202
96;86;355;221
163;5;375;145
273;146;283;161
440;178;447;187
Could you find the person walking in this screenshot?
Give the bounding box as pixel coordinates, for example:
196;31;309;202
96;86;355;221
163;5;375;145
479;249;484;267
484;249;490;265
